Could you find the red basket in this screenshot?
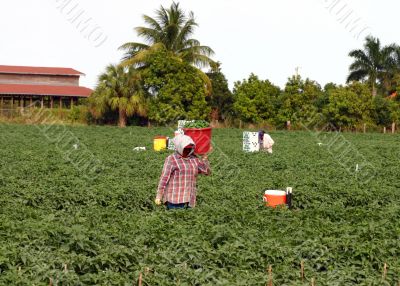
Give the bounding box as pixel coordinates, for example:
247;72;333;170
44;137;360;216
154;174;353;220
182;127;212;155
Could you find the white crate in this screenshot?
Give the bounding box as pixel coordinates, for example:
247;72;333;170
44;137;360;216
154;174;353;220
243;131;259;152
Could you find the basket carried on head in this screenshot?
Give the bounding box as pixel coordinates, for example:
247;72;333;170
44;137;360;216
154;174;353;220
182;120;212;155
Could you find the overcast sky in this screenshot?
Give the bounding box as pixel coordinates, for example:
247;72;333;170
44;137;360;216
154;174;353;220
0;0;399;90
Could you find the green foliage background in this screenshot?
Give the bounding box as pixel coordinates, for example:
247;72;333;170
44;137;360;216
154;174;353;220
142;49;211;124
206;64;233;120
232;75;399;130
0;124;399;285
233;74;281;124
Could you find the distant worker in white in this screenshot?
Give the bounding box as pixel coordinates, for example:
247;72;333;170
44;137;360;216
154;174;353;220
258;130;274;154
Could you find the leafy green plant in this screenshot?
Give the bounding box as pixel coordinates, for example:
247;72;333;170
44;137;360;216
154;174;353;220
183;120;210;128
0;124;399;285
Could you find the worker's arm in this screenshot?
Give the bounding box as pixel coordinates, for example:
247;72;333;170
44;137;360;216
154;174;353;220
197;155;211;175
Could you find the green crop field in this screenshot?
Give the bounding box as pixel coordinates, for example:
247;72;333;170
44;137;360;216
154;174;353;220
0;124;399;285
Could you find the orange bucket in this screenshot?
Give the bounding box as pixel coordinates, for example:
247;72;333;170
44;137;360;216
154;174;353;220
263;190;287;207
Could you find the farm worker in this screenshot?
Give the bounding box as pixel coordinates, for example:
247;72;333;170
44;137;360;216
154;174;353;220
258;130;274;154
155;134;211;209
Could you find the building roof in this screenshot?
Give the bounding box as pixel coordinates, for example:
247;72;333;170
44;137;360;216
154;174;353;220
0;65;84;76
0;84;92;97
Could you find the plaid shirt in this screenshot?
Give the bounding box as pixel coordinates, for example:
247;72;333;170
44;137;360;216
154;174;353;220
156;153;210;207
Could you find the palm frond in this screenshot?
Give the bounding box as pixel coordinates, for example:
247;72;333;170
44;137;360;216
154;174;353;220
347;70;368;83
108;97;120;111
155;5;170;27
179;52;215;68
118;42;149;52
119;0;215;92
119;42;149;62
135;27;162;44
142;14;163;32
167;2;187;27
175;20;197;48
349;61;372;74
121;43;166;68
348;49;370;65
185;44;215;57
93;63;148;118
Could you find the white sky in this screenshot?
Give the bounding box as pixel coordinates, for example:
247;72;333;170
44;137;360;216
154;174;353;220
0;0;399;90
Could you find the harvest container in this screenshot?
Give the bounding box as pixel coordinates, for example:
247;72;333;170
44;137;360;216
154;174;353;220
153;136;167;151
263;190;287;207
182;127;212;155
243;131;259;152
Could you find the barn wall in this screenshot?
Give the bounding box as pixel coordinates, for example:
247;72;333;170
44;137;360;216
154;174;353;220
0;74;79;86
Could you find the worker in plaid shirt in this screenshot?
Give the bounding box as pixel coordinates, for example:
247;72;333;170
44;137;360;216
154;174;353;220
155;134;211;209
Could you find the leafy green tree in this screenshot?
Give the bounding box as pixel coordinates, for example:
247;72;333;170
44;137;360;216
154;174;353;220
206;62;233;121
323;82;372;129
315;83;337;111
90;65;146;128
276;75;322;127
391;74;400;98
119;2;214;68
386;46;400;95
141;49;210;124
372;96;395;126
119;2;214;94
347;36;396;96
389;100;400;124
232;74;280;123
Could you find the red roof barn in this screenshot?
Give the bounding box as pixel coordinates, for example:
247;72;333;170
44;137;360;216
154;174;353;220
0;65;92;111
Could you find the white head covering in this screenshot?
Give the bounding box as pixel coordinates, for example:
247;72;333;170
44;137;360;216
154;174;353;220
173;134;195;155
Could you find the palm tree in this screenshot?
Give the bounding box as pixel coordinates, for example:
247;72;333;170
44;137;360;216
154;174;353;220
347;36;395;96
119;2;215;70
91;65;147;127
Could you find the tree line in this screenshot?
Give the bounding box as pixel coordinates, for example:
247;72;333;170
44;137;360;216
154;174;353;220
88;2;400;130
